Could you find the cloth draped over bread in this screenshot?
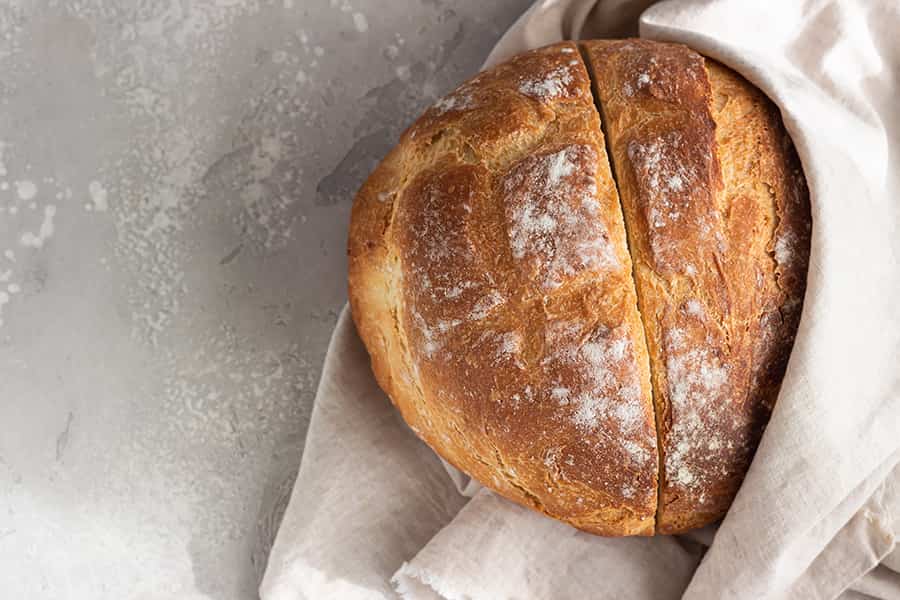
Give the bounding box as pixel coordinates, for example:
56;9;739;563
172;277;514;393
260;0;900;598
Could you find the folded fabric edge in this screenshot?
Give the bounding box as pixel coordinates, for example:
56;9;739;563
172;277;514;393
794;458;900;599
393;561;463;600
263;559;390;600
440;458;483;498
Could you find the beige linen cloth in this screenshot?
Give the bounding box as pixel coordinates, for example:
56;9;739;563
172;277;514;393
261;1;900;598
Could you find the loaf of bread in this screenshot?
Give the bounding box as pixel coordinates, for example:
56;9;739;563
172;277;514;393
348;39;810;536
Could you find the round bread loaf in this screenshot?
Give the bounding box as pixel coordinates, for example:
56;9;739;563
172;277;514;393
348;39;810;536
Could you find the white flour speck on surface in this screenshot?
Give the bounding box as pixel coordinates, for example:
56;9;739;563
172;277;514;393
496;331;522;359
637;73;651;84
88;180;109;211
383;44;399;60
352;12;368;32
329;0;353;10
430;89;474;115
15;179;36;200
774;230;796;266
685;299;703;317
518;65;574;100
19;205;56;248
622;439;650;464
413;310;445;359
543;447;560;468
468;290;503;321
551;387;570;402
677;466;695;485
546;150;575;185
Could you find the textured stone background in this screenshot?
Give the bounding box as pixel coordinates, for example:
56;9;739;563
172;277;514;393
0;1;530;597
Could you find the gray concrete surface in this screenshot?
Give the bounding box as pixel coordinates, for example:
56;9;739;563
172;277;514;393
0;1;531;597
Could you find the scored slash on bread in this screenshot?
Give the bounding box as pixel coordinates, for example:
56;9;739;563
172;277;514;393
348;39;810;536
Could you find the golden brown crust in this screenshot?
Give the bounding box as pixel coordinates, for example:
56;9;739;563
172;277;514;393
349;42;658;536
582;39;809;533
349;39;810;537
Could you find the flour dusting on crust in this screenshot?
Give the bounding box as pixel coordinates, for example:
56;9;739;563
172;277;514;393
774;229;797;267
541;320;652;468
503;145;619;289
663;308;731;490
624;70;652;97
430;88;475;116
469;290;504;320
397;168;504;362
627;132;715;271
628;133;695;227
518;65;576;100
